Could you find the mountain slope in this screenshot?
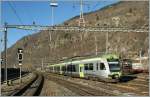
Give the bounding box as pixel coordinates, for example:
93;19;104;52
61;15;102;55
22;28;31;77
3;1;149;70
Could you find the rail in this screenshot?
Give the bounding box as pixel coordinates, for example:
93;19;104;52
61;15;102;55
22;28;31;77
9;73;44;96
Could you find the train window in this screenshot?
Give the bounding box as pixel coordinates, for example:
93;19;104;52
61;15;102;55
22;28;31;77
61;66;63;71
70;65;73;72
67;65;71;72
67;65;70;71
100;63;106;70
70;65;72;72
54;67;56;70
72;65;76;72
66;64;75;72
89;63;93;70
64;66;66;71
57;66;60;71
96;63;99;70
62;66;66;71
72;65;74;72
84;64;88;70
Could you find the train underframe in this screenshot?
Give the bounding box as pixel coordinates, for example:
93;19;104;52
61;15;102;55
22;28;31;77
49;71;121;83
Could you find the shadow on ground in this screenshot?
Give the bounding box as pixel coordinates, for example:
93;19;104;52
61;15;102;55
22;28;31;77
119;75;137;82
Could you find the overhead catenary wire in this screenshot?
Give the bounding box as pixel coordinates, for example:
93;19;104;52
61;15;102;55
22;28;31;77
8;2;23;25
12;2;36;25
8;1;33;40
8;1;32;50
7;1;37;70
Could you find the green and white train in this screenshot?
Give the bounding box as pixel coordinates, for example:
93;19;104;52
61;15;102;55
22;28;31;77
48;54;122;82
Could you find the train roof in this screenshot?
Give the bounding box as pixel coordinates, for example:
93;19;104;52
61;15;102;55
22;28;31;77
48;54;119;67
101;54;119;59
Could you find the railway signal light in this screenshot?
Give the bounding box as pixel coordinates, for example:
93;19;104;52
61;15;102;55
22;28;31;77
18;53;23;60
17;48;23;62
18;48;23;53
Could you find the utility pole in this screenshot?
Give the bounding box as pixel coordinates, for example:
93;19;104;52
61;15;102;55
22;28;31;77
94;33;98;55
41;58;44;70
4;22;8;85
0;31;3;64
19;65;22;83
139;49;142;64
105;31;108;54
0;26;3;96
73;37;77;56
0;34;2;65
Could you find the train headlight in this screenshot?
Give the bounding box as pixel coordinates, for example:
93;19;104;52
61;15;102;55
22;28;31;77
108;75;112;79
114;74;119;79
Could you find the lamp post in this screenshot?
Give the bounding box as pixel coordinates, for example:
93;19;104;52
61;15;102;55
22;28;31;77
139;48;142;64
50;0;58;26
49;0;58;50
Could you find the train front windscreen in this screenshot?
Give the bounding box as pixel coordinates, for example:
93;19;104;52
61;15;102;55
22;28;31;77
108;62;121;72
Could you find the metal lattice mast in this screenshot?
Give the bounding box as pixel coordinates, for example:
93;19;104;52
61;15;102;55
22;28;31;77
79;0;85;27
78;0;85;55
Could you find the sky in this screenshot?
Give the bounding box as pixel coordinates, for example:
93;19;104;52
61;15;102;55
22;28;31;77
1;0;119;49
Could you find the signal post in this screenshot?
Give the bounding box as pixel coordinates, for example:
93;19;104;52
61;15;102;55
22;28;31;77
17;48;23;83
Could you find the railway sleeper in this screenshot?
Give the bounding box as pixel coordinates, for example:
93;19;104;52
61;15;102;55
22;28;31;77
46;74;116;96
9;73;38;96
22;74;44;96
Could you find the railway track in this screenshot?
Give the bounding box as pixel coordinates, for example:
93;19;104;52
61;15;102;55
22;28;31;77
9;72;44;96
44;73;117;96
45;72;149;96
133;73;149;79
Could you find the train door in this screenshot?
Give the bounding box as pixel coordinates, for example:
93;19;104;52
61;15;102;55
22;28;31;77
99;62;108;78
52;66;54;73
79;64;84;78
60;66;62;74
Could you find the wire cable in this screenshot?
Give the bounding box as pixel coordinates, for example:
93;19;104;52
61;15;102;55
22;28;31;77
8;2;23;25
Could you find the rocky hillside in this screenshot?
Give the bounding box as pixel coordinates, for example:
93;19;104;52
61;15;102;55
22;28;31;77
3;1;149;69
